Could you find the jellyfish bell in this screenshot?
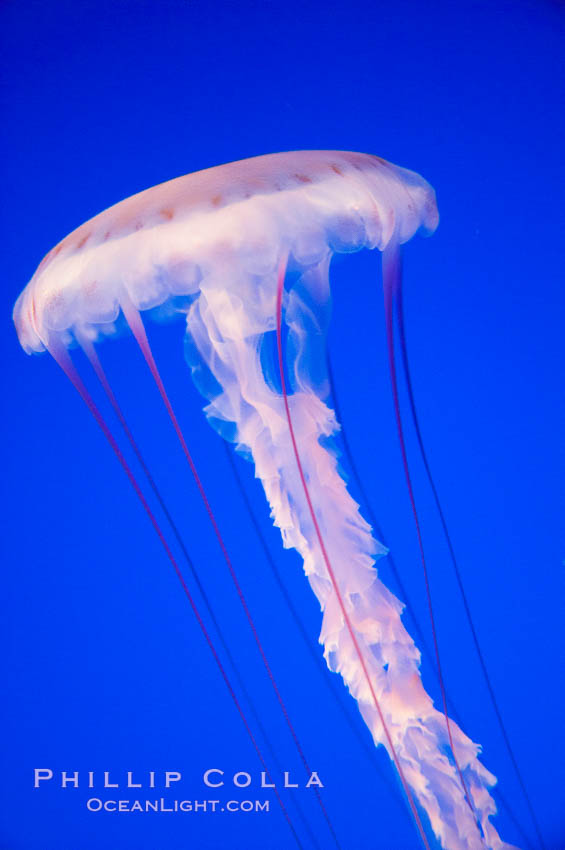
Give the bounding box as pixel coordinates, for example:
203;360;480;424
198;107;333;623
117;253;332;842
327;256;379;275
13;151;438;353
13;151;516;850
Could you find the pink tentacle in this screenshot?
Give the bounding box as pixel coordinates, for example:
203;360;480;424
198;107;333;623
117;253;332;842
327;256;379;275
46;335;303;850
275;253;432;850
118;295;341;849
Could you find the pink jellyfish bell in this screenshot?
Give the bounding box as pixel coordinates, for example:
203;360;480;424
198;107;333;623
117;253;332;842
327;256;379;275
13;151;514;850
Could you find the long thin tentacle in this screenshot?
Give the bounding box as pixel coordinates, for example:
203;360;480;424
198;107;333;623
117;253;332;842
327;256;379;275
118;297;341;850
382;244;485;843
46;337;304;849
393;274;545;850
275;255;432;850
78;335;322;850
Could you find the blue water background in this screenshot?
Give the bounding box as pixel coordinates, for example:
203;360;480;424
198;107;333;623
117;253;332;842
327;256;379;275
1;1;563;848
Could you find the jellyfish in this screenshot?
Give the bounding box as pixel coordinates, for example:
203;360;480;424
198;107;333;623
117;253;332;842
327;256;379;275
13;151;517;850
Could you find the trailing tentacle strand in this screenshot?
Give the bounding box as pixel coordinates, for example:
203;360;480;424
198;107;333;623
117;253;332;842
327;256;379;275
392;274;544;850
45;337;304;850
120;298;341;850
78;335;323;850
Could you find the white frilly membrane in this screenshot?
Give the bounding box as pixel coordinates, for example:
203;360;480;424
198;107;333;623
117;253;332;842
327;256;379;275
13;152;516;849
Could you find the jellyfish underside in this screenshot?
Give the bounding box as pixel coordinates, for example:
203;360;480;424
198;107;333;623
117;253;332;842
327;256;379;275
14;151;518;850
